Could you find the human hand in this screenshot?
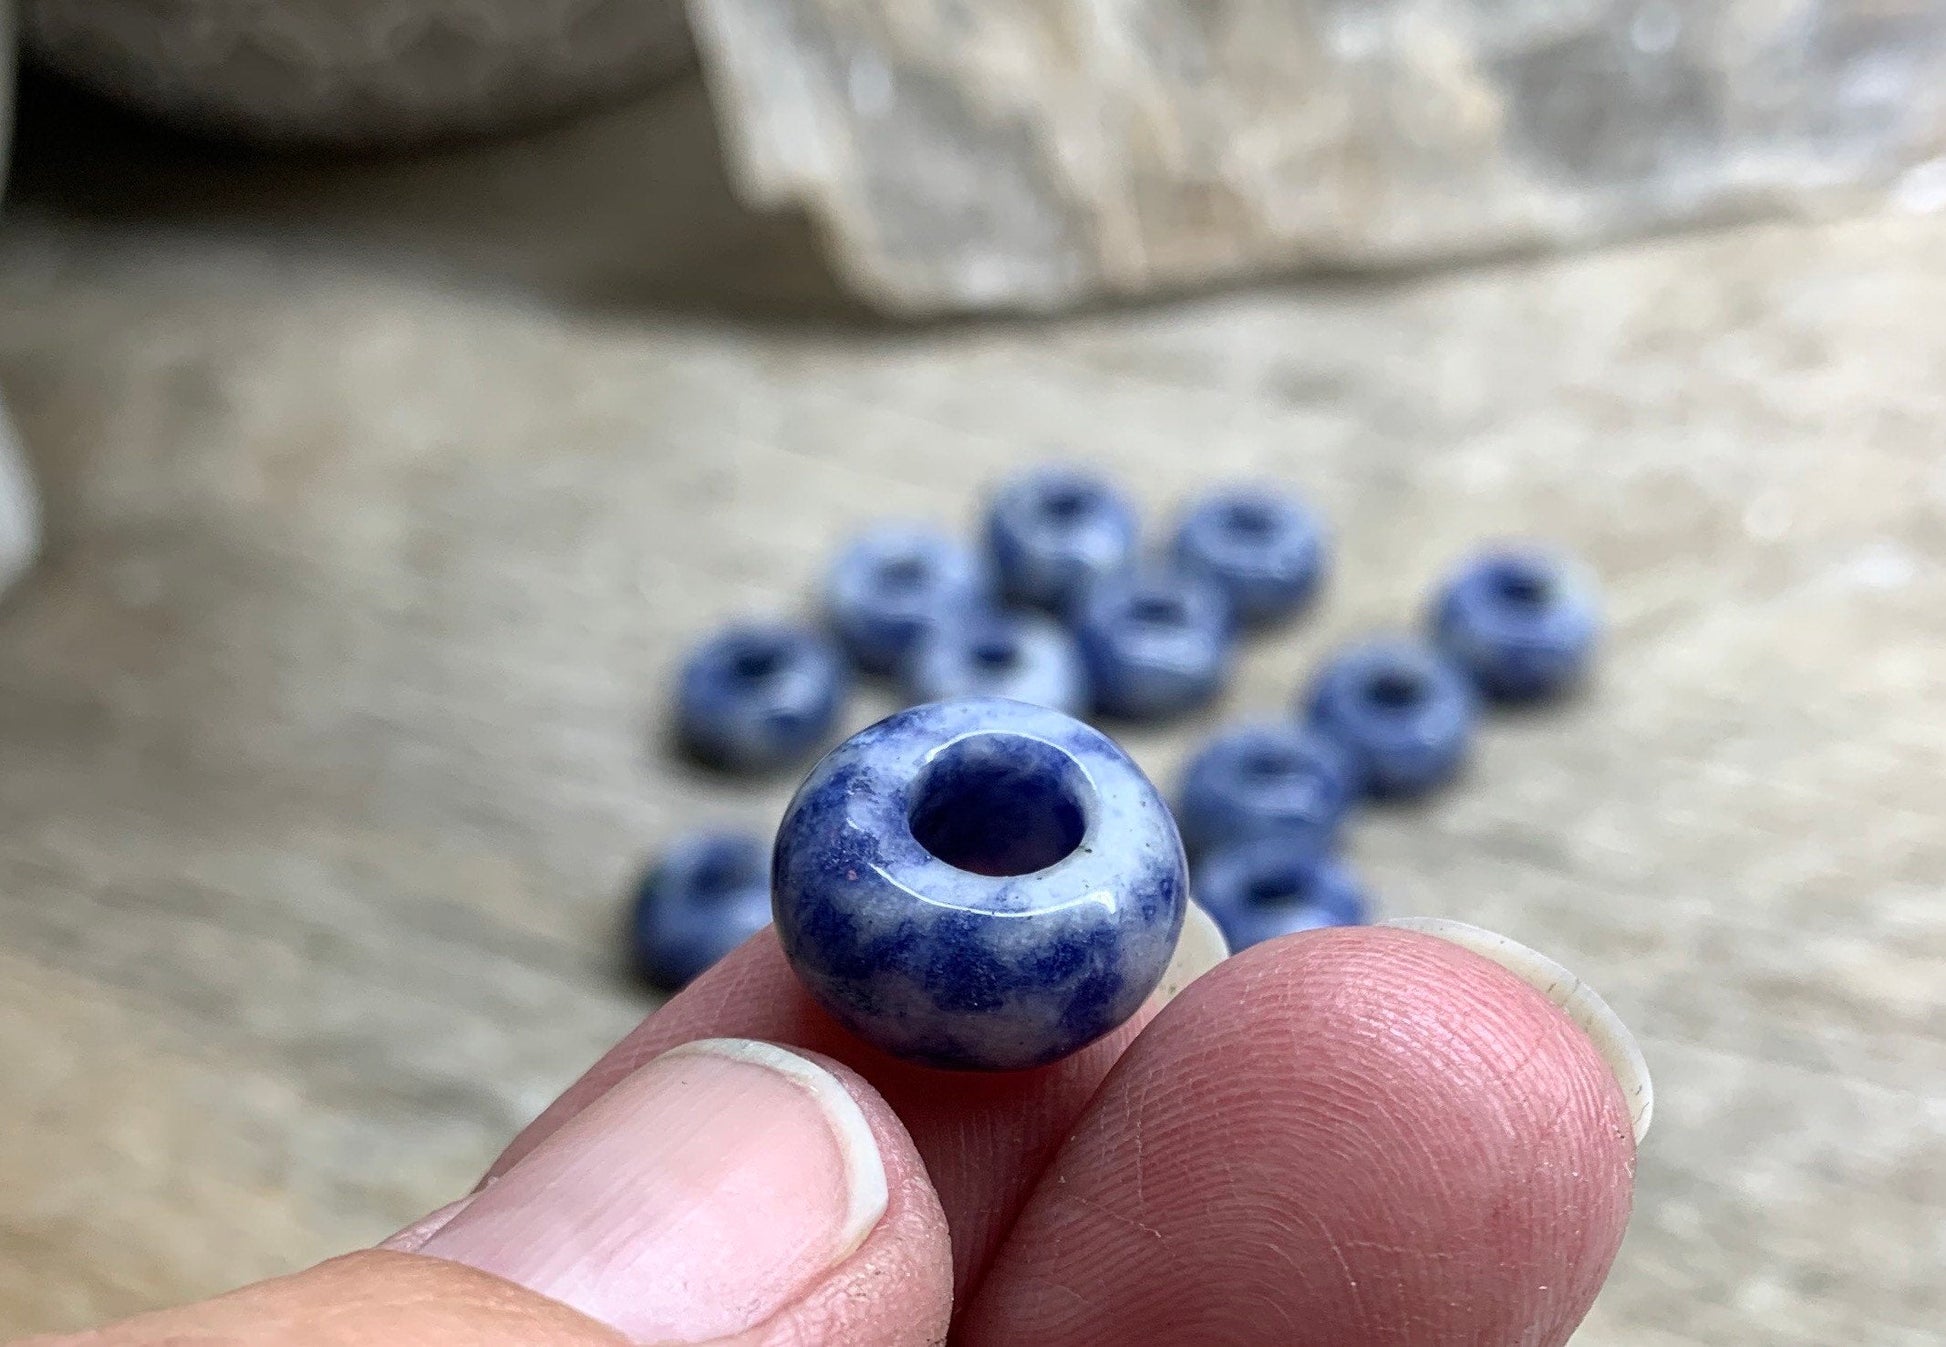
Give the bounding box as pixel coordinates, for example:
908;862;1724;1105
23;919;1647;1346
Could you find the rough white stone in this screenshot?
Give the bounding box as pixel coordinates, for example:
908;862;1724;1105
689;0;1946;314
0;399;34;600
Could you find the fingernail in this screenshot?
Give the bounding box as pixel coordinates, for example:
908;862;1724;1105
417;1037;888;1343
1148;901;1230;1008
379;1196;476;1254
1384;917;1653;1142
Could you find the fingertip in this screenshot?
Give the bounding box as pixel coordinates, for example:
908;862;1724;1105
23;1252;633;1347
491;919;1198;1299
964;922;1639;1347
1231;922;1643;1159
417;1036;951;1347
1383;916;1652;1141
1202;923;1641;1197
740;1045;955;1347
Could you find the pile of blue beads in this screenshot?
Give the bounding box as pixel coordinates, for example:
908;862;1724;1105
632;465;1600;1071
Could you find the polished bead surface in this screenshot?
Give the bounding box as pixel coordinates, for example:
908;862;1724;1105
630;831;773;989
1076;566;1234;721
772;697;1187;1071
984;466;1139;611
1431;545;1600;701
675;622;849;772
904;609;1089;715
824;523;992;674
1193;838;1369;952
1303;638;1476;798
1175;722;1356;858
1172;485;1327;627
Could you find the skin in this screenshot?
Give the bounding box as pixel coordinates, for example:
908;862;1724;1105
20;926;1637;1347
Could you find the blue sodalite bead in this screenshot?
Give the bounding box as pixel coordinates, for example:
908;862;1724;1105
1174;722;1356;859
631;831;774;989
1303;639;1475;798
771;696;1187;1071
1431;545;1600;702
824;523;992;675
1172;485;1327;627
984;466;1139;612
1193;837;1369;952
903;609;1089;716
1076;566;1234;721
675;622;849;773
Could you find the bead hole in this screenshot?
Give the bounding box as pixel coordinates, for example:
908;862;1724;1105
1239;747;1304;784
909;734;1090;878
1126;592;1190;628
971;636;1020;670
693;846;757;899
1364;669;1425;711
876;555;932;592
1244;865;1314;908
730;644;790;681
1491;565;1553;609
1040;485;1095;525
1221;500;1278;540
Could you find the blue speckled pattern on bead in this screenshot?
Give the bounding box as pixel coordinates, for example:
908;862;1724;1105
904;609;1089;716
1431;545;1601;701
1193;838;1369;951
984;467;1139;612
675;622;850;772
1175;722;1356;858
631;831;774;989
1172;485;1327;627
1303;638;1476;798
771;697;1187;1071
823;524;992;675
1075;566;1234;721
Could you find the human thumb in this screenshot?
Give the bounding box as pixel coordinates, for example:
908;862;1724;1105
29;1039;951;1347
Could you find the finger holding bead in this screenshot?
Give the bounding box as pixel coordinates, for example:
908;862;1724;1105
959;924;1644;1347
483;899;1228;1300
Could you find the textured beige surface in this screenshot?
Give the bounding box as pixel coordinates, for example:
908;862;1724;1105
1;77;1943;1344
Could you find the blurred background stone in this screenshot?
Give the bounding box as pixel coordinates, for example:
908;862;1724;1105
23;0;692;145
0;0;11;175
0;0;36;601
689;0;1946;313
20;2;1946;312
0;398;34;601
